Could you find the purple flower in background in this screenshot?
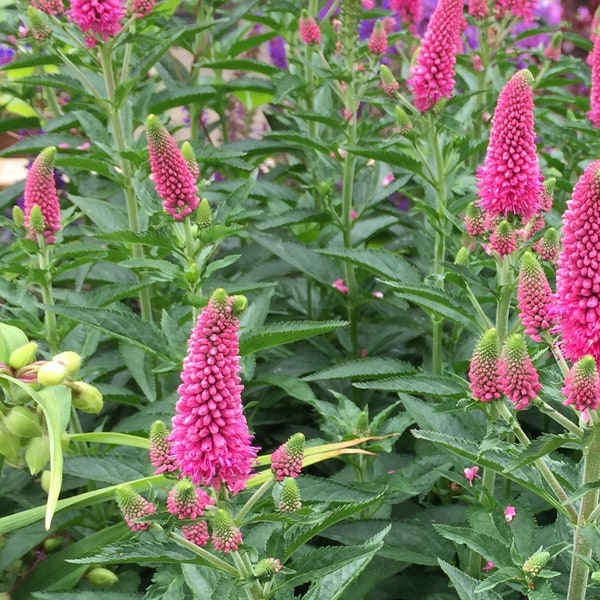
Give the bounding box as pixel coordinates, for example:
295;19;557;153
0;44;15;66
269;36;287;69
513;0;563;49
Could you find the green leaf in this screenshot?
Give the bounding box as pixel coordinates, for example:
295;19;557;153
433;524;511;566
0;378;71;530
384;282;480;331
344;146;425;178
318;248;420;283
354;372;468;398
41;304;169;358
505;433;579;471
69;194;129;232
239;320;348;355
148;86;217;114
63;456;147;485
54;156;118;181
203;58;278;77
263;131;331;154
474;567;523;593
119;258;179;282
68;432;149;449
119;342;157;403
69;539;196;565
302;357;415;381
438;559;504;600
17;73;86;95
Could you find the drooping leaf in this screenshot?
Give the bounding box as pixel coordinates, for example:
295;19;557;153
438;559;504;600
302;357;415;382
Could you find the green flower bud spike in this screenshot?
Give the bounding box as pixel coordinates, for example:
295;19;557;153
29;205;45;236
180;141;199;181
279;477;302;512
454;247;469;266
27;6;50;40
12;206;24;227
197;198;211;229
380;65;399;96
41;470;51;493
522;550;551;578
394;106;413;134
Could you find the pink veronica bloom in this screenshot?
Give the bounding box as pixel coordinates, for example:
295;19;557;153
533;227;560;264
498;334;541;410
169;290;258;494
132;0;154;18
368;21;388;54
494;0;537;21
517;252;556;342
588;35;600;127
468;0;488;18
504;505;516;522
211;509;243;553
271;433;305;481
31;0;64;14
562;355;600;414
68;0;125;40
389;0;422;28
149;420;177;474
116;487;157;532
24;147;61;244
469;329;502;402
299;11;321;45
166;480;214;520
555;161;600;362
146;114;199;221
476;70;543;220
407;0;465;112
181;520;210;547
489;221;517;256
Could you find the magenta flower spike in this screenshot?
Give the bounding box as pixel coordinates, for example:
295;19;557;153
271;433;305;481
555;161;600;362
498;334;541;410
562;355;600;415
588;35;600;127
68;0;125;40
132;0;154;18
169;289;258;494
468;329;502;403
517;252;556;343
489;220;517;256
115;486;157;532
407;0;465;112
211;509;243;553
468;0;488;18
368;20;388;55
299;10;322;46
494;0;537;21
23;147;61;244
389;0;422;29
166;479;214;520
181;520;210;547
145;114;200;221
31;0;64;15
533;227;560;264
149;420;177;474
476;70;543;220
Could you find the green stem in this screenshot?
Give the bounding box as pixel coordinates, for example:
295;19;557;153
98;44;153;322
534;399;583;439
495;256;513;345
235;477;274;525
428;116;447;375
567;427;600;600
37;238;59;354
465;283;493;330
542;331;570;378
496;402;578;523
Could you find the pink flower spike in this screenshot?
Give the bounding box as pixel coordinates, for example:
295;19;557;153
115;486;157;532
169;290;258;494
181;520;210;547
504;505;517;522
464;466;481;486
476;70;543;220
299;10;321;46
146;114;200;221
589;35;600;127
482;560;495;572
464;203;485;238
468;0;488;18
407;0;465;112
489;220;517;256
132;0;154;18
469;329;502;403
68;0;125;40
149;420;177;474
368;21;388;55
166;479;214;520
390;0;422;28
495;0;536;21
23;146;61;244
562;355;600;415
31;0;64;15
271;433;305;481
332;279;349;294
517;252;556;342
211;509;243;553
555;161;600;362
498;334;541;410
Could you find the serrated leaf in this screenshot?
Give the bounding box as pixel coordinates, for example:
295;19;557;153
385;282;479;331
63;456;146;485
70;539;197;565
119;258;179;282
354;372;467;398
344;146;425;177
14;73;86;95
318;248;420;283
263;130;331;154
148;86;217;114
474;566;523;593
433;524;511;566
69;194;129;231
439;559;504;600
203;254;241;278
41;304;168;358
0;378;71;530
204;58;277;77
55;156;118;180
505;433;579;471
119;342;157;403
302;357;415;382
239;320;348;355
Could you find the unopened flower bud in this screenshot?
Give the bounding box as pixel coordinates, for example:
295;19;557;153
279;477;302;512
253;557;282;578
27;6;51;40
180;141;199;181
37;361;67;386
354;411;370;436
522;550;550;578
29;204;46;236
230;294;247;316
394;106;413;134
0;426;23;466
380;65;399;96
87;567;119;586
271;433;305;481
211;508;243;552
71;381;104;413
196;198;211;229
115;486;157;531
8;342;38;370
454;247;469;265
12;206;25;227
184;263;200;285
43;536;64;552
4;406;42;438
52;351;81;375
25;436;50;475
41;470;51;493
592;571;600;583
